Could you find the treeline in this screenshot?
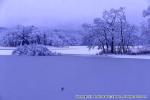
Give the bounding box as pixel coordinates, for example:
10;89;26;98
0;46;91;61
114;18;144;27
82;7;147;54
1;7;150;55
0;25;83;47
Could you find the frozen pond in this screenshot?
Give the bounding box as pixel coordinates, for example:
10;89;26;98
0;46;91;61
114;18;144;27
0;56;149;100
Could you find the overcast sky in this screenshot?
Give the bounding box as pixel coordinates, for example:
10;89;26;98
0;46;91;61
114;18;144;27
0;0;149;29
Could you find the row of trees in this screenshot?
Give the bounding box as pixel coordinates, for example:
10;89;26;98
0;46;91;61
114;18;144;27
0;25;82;47
1;7;150;54
82;7;140;54
141;6;150;45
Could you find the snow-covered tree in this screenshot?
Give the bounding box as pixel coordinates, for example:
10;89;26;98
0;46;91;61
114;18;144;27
83;7;138;54
143;6;150;17
141;4;150;45
1;25;83;47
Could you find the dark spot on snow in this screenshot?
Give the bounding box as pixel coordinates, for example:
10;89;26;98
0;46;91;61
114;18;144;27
61;87;64;91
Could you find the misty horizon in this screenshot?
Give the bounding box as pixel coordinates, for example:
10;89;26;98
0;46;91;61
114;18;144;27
0;0;149;29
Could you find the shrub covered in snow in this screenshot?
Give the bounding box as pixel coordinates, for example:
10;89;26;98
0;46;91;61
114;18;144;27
128;50;150;55
1;25;83;47
12;45;60;56
127;47;150;55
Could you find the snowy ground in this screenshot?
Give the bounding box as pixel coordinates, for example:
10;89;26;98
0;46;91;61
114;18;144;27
0;56;149;100
107;54;150;59
0;47;15;55
0;46;100;55
1;46;150;59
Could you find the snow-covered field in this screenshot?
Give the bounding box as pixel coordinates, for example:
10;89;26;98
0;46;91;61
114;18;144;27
0;46;100;55
0;56;149;100
1;46;150;59
47;46;100;55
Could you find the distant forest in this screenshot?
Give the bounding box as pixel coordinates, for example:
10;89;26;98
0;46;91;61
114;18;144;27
1;7;150;54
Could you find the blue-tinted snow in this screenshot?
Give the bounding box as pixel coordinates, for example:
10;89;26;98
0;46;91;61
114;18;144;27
0;56;149;100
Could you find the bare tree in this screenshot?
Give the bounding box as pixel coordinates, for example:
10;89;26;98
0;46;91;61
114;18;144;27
83;7;138;54
141;5;150;45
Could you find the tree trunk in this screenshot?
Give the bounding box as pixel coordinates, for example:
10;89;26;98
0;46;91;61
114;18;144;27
120;21;125;54
111;36;114;53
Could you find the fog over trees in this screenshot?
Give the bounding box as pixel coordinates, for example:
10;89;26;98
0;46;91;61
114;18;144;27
1;2;150;54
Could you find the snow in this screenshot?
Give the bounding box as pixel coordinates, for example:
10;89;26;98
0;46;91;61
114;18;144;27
108;55;150;59
0;47;15;55
47;46;100;55
1;46;150;59
0;46;100;55
0;50;14;55
0;56;149;100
